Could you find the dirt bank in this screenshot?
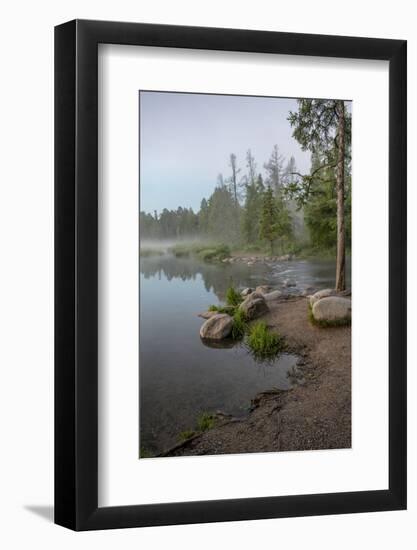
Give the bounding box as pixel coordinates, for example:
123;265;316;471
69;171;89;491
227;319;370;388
163;296;351;456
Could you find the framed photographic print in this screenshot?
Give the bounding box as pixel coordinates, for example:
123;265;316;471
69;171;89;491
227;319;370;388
55;20;407;530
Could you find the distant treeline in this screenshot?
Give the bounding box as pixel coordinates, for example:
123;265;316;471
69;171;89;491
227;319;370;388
141;100;352;257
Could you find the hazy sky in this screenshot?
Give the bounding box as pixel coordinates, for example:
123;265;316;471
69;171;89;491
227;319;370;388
139;91;312;214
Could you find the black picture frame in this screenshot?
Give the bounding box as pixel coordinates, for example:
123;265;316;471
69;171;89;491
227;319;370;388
55;19;407;531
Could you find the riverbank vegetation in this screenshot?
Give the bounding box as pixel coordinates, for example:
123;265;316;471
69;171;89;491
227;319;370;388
140;100;351;289
246;321;285;359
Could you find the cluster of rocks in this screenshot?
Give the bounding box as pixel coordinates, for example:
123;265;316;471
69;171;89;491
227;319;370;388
308;288;352;324
221;254;292;266
198;285;283;340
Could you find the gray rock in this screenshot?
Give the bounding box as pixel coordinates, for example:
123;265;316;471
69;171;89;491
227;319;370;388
255;285;272;295
283;279;296;288
239;293;269;320
198;311;218;319
199;313;234;340
309;288;338;307
263;290;282;302
312;296;352;322
241;287;253;297
302;286;316;297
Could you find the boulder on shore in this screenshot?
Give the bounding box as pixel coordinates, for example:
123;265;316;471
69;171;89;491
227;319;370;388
198;311;218;320
309;288;338;307
263;290;282;302
239;293;269;320
312;296;351;323
241;287;253;297
255;285;272;295
199;313;234;340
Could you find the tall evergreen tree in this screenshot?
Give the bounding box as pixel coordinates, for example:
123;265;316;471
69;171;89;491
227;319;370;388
259;186;279;255
264;145;284;195
288;99;351;290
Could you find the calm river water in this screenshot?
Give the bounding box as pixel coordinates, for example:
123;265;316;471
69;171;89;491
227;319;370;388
139;253;350;455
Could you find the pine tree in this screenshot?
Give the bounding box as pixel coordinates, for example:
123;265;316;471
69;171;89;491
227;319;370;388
259;186;279;255
264;145;284;195
288;99;351;290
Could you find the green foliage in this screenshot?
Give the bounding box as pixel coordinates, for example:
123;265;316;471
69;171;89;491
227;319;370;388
246;322;284;359
197;244;231;262
231;309;247;340
225;286;243;307
140;133;351;258
197;412;216;432
169;243;230;262
258;184;293;255
179;430;196;441
208;304;235;314
242;174;265;244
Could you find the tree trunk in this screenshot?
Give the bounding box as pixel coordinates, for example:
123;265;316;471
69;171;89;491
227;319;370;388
335;101;346;291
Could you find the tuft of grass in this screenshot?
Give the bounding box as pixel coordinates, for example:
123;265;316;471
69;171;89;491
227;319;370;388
307;303;351;328
208;304;236;314
169;243;231;262
197;412;216;432
231;308;247;340
179;430;196;441
226;285;243;307
246;321;284;359
197;244;231;262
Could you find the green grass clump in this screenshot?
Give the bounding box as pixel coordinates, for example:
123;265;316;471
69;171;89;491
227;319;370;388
231;309;247;340
179;430;196;441
307;303;351;328
246;321;284;359
169;242;230;262
197;412;216;432
208;304;236;314
225;285;243;307
197;244;231;262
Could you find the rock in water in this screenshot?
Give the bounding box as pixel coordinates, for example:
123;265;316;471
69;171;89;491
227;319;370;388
309;288;338;307
312;297;352;322
239;293;269;320
198;311;218;319
199;313;234;340
241;287;253;297
263;290;282;302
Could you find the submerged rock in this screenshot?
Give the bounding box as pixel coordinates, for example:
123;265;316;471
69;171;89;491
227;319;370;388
309;288;338;307
239;293;269;320
312;296;351;323
199;313;234;340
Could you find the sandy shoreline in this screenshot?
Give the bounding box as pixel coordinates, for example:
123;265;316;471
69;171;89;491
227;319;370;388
162;296;351;457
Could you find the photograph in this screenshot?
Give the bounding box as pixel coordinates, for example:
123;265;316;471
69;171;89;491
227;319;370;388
139;91;352;458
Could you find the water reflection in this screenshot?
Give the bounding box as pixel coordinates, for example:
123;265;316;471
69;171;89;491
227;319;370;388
139;253;350;456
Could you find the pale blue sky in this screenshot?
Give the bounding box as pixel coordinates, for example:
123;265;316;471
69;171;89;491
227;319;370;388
139;91;312;214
